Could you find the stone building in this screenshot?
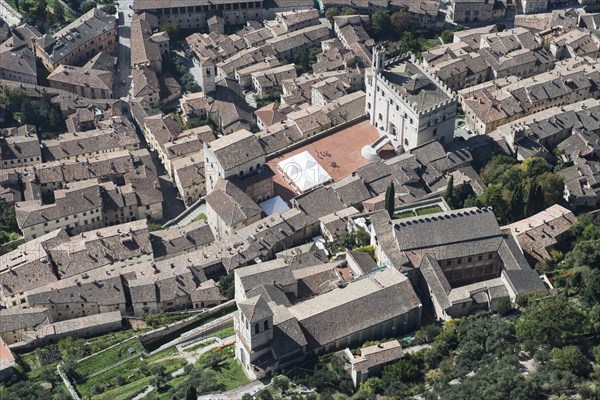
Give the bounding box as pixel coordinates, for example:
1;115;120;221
365;47;457;152
34;8;117;70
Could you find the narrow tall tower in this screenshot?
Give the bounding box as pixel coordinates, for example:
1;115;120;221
373;44;386;72
198;57;216;95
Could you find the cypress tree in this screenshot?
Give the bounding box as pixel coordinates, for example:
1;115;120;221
510;184;525;222
445;175;456;209
525;181;545;217
186;386;197;400
385;181;395;217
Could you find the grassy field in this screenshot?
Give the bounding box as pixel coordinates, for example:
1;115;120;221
196;346;248;390
145;347;179;364
393;210;416;219
415;205;443;215
76;338;145;378
214;326;235;339
155;376;187;400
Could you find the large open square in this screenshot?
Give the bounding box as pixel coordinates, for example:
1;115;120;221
267;119;393;202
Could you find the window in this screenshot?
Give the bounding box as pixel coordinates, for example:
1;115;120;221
254;324;260;334
457;259;462;264
264;320;269;330
433;128;438;136
488;254;493;259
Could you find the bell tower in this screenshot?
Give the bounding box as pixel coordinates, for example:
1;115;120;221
373;44;386;72
198;57;216;95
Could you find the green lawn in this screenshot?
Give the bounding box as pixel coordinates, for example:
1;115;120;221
95;375;153;400
393;210;416;219
155;376;187;399
214;326;235;339
145;347;179;364
76;338;145;379
196;346;248;390
415;205;443;215
194;213;207;221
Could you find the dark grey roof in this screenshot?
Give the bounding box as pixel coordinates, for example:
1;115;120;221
205;179;263;227
289;267;421;348
419;254;452;310
347;250;377;274
293;187;346;219
238;294;273;323
502;269;548;296
393;208;500;251
0;308;50;334
207;129;265;172
246;284;291;307
270;303;307;358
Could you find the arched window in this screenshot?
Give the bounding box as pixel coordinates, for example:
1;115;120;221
254;324;260;334
264;320;269;330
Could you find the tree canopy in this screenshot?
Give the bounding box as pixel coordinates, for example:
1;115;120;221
515;296;587;348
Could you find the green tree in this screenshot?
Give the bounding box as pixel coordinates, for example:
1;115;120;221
159;22;179;36
151;364;167;389
325;7;341;24
515;296;587;348
478;184;511;223
510;184;525;222
80;1;97;13
371;10;391;40
390;11;412;37
186;386;198;400
185;118;204;129
54;2;65;22
551;346;590;377
340;6;358;15
385;181;395;217
444;175;456;209
218;273;235;300
355;227;370;247
20;98;36;124
583;269;600;306
440;30;454;44
525;181;545;217
272;375;290;391
101;4;117;14
536;172;564;207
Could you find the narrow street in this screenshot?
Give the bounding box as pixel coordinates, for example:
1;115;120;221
115;0;134;100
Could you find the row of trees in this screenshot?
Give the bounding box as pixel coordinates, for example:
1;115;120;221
165;52;201;94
